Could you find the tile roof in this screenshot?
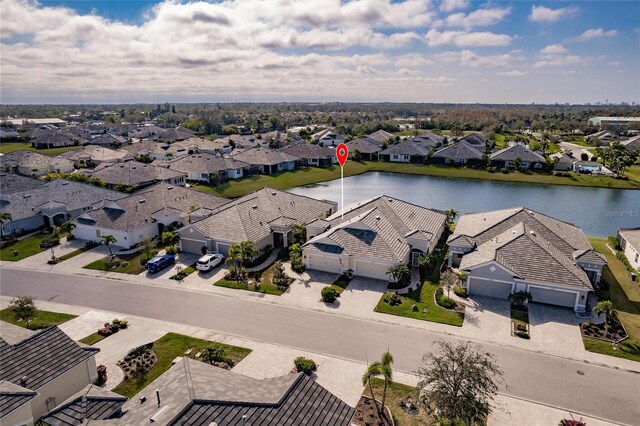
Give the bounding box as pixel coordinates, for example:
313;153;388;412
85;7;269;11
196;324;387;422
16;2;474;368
432;140;484;160
619;227;640;251
0;173;43;193
231;147;298;166
0;150;74;171
345;137;383;153
490;144;546;162
77;183;228;232
167;153;249;175
116;357;353;426
156;127;195;143
410;131;444;147
460;133;486;145
280;143;335;160
0;380;37;419
379;140;430;156
460;223;593;290
85;134;126;147
305;196;446;262
117;140;169;157
367;130;395;144
0;179;127;221
188;187;335;243
58;146;133;163
86;161;186;187
0;327;99;391
40;384;127;426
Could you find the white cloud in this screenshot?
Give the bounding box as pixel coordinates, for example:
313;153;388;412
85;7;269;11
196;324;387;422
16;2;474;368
570;28;618;42
425;29;512;47
440;0;469;12
434;50;518;68
445;7;511;28
533;55;587;68
528;5;578;23
394;54;434;68
498;70;528;77
539;44;568;55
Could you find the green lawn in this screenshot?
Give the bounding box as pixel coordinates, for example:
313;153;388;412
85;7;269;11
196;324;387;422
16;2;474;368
0;233;58;261
58;245;93;261
0;308;77;330
214;277;285;295
79;332;106;346
362;378;434;426
586;238;640;362
169;263;197;280
83;252;148;275
510;309;529;326
112;332;251;398
193;161;640;198
331;273;353;295
0;142;81;156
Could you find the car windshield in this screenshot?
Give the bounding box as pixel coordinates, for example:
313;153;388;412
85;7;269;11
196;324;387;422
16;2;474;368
150;257;162;262
197;259;209;264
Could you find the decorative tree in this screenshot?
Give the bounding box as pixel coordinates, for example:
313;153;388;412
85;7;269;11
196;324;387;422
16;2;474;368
387;264;410;285
0;211;12;239
9;296;38;328
594;300;616;338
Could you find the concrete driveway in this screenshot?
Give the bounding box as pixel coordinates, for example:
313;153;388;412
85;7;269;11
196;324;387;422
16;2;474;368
142;252;200;280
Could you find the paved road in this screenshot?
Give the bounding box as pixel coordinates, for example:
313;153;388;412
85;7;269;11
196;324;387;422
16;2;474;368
1;268;638;424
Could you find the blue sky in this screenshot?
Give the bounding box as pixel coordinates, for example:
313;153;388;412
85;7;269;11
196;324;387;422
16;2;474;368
1;0;638;104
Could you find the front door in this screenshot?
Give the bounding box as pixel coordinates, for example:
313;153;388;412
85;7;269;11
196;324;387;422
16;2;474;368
273;232;284;247
411;251;422;267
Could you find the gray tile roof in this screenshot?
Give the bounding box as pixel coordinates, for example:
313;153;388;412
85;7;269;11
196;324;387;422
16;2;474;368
460;223;593;290
40;384;126;426
0;380;37;419
117;140;169;157
346;137;382;153
77;183;228;232
305;196;446;262
619;227;640;251
85;134;126;147
188;187;335;243
573;249;606;263
0;150;74;172
432;140;484;160
411;131;444;147
489;144;546;162
232;147;298;166
31;132;78;147
167;153;248;175
86;161;186;187
0;327;99;391
0;179;127;221
280;143;335;160
167;137;231;154
213;134;258;149
0;322;36;345
156;127;195;143
379;140;430;156
116;357;352;426
0;173;43;193
58;146;133;163
367;130;395;144
460;133;486;146
622;135;640;150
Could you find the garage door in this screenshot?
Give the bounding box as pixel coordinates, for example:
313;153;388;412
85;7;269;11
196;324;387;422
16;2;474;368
308;254;341;274
354;260;390;281
529;287;576;308
468;278;512;299
181;238;206;255
216;243;231;257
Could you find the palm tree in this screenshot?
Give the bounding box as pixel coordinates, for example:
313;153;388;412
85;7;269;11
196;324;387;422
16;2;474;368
0;212;12;239
455;271;467;286
362;361;382;415
161;231;180;251
444;208;458;226
594;301;616;338
292;223;306;245
100;234;117;258
225;243;245;284
379;351;394;419
238;240;257;268
387;264;410;285
59;220;76;238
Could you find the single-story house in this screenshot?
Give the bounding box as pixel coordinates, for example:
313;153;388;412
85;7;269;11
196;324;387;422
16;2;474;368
0;325;99;422
155;126;194;143
171;136;233;155
84;160;187;190
0;151;74;177
448;207;606;311
345;138;382;160
127;125;166;141
84;133;127;149
30;132;78;149
0;179;127;235
430;140;484;166
411;131;444;149
117;140;171;161
165;153;249;183
379;140;430;163
58;145;133;167
551;153;576;171
231;147;298;174
622;135;640;151
102;357;354;426
281;143;336;168
310;129;345;147
213;134;258;150
367;130;396;145
303;196;446;281
460;132;487;148
587;130;618;146
0;380;38;426
39;385;127;426
489;144;546;170
178;187;336;255
74;183;228;249
617;227;640;271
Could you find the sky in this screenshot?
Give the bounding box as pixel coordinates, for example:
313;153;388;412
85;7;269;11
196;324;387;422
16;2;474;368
1;0;639;104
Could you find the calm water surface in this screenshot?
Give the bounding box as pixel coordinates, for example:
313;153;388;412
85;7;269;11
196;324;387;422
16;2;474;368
288;172;639;237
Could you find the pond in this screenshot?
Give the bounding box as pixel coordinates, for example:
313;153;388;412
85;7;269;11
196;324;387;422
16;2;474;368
288;172;639;237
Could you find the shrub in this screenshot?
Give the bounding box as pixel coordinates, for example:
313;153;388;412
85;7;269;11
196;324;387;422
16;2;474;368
559;416;587;426
202;344;227;364
96;365;107;386
111;323;120;333
321;286;338;303
166;245;178;255
39;236;60;249
435;287;457;309
119;320;128;329
139;253;154;266
500;168;509;174
453;287;468;298
112;318;121;325
294;356;317;376
608;235;621;251
514;331;530;339
486;166;496;173
616;251;635;272
272;261;294;288
384;293;402;306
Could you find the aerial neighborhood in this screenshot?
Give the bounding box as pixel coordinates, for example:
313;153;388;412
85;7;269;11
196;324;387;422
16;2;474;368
1;104;639;426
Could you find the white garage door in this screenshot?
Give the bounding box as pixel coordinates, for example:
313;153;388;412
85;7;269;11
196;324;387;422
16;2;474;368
181;238;206;255
216;243;231;257
469;278;513;299
354;260;390;281
529;287;577;308
308;254;341;274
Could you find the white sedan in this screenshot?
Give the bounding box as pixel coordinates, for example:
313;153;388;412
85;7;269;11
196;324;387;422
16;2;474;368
196;253;224;272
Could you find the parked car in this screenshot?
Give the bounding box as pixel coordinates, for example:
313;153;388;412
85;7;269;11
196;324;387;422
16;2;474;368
145;254;175;273
197;253;224;272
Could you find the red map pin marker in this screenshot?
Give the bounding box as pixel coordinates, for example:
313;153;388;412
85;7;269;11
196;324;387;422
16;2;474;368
336;143;349;166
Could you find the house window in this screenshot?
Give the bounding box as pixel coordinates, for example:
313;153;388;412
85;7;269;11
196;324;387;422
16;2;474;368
393;155;398;159
635;253;639;263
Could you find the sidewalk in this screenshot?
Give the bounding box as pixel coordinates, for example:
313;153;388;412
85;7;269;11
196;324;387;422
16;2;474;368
0;296;618;425
3;254;639;373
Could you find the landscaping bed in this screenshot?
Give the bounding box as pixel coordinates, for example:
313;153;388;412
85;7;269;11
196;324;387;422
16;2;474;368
83;252;147;275
353;379;432;426
330;272;353;295
510;306;530;339
169;263;197;280
580;318;628;343
112;332;251;398
0;308;77;330
215;260;292;296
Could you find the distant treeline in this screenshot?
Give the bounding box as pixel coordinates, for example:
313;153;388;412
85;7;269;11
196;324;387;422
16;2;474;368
2;103;639;137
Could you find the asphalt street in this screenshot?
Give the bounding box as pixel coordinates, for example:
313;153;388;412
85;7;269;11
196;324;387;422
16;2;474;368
1;267;638;424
